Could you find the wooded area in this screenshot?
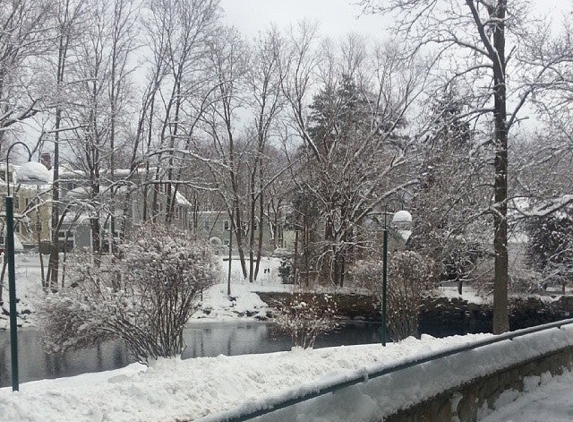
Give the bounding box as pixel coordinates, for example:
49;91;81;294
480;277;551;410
2;0;573;334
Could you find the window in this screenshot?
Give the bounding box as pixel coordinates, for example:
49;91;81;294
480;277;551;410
174;206;181;220
224;220;230;230
1;170;13;184
58;231;74;251
204;220;210;230
13;196;20;211
35;222;42;233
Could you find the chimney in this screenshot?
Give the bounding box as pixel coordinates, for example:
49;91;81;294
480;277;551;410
40;153;52;170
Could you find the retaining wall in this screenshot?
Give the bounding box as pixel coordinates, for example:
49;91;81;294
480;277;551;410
382;345;573;422
196;321;573;422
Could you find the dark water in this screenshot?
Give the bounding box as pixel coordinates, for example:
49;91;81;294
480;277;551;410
0;321;381;388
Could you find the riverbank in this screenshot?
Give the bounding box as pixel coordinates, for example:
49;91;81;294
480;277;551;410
257;291;573;336
2;253;573;335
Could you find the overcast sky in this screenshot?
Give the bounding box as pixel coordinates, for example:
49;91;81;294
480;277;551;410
220;0;569;40
219;0;388;39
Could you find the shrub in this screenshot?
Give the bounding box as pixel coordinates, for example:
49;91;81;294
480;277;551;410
350;251;434;342
387;251;434;341
37;224;220;362
273;291;338;349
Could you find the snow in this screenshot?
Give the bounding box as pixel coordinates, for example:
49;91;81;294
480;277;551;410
2;254;573;421
392;210;412;223
479;370;573;422
192;282;270;320
15;162;51;186
1;327;572;421
0;255;287;330
437;283;485;304
397;229;412;242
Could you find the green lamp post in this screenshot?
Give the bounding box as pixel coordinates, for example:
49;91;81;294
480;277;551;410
4;142;50;391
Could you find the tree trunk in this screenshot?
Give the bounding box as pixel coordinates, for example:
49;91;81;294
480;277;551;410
491;0;509;334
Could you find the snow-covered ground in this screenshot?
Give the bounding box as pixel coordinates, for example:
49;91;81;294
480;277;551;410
0;325;572;421
481;370;573;422
2;253;573;422
1;252;489;330
0;254;290;329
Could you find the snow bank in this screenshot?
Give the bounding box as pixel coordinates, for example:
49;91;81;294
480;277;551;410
1;324;572;422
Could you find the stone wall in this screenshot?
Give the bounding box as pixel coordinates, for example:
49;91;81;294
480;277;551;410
257;291;573;337
381;346;573;422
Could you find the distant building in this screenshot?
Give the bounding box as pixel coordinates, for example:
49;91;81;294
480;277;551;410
190;210;277;256
0;163;52;251
57;166;194;252
1;160;282;255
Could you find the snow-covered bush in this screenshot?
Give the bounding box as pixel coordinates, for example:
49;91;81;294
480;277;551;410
387;251;434;341
349;259;382;292
351;251;434;342
37;224;220;362
273;291;338;349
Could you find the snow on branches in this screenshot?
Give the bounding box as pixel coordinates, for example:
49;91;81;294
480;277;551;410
351;251;434;341
272;291;339;349
37;224;221;362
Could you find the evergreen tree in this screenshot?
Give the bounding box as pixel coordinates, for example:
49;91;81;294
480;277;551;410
297;73;408;286
526;210;573;292
409;88;488;293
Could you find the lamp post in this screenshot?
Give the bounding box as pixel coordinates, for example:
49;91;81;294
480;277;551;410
4;142;50;391
379;198;412;346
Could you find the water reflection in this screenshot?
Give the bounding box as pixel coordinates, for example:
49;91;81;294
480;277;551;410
0;321;381;388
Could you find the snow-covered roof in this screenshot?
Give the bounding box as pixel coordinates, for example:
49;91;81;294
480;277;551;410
16;162;51;186
59;168;88;179
65;186;92;200
175;191;192;207
113;169;134;177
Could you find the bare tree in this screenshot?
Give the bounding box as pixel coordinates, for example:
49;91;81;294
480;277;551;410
361;0;573;333
195;27;290;283
409;87;490;294
137;0;220;227
0;0;53;148
40;0;88;288
282;28;424;287
53;0;140;262
200;26;251;279
243;29;286;281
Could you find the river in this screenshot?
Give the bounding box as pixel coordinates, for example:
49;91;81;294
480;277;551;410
0;321;381;388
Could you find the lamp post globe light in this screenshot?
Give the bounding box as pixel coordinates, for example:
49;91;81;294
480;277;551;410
4;142;50;392
379;198;412;347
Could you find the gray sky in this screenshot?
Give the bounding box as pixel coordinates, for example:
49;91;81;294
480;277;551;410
219;0;387;38
220;0;569;39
